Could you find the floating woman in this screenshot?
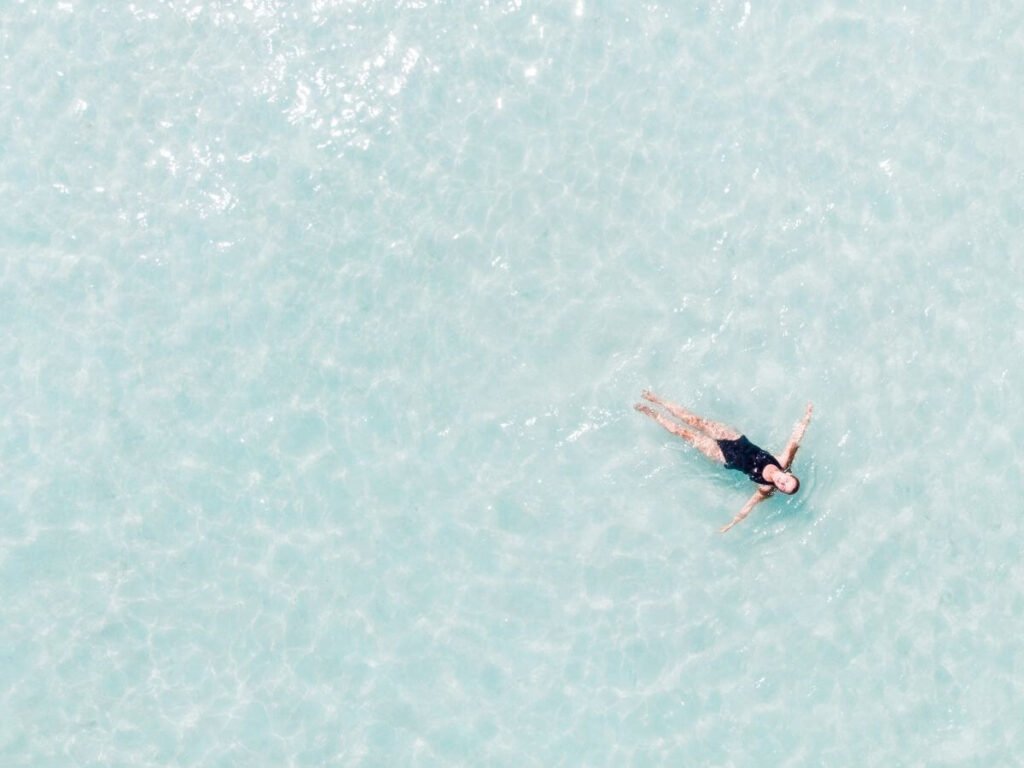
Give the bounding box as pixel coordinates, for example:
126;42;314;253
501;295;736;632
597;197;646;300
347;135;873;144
634;391;813;533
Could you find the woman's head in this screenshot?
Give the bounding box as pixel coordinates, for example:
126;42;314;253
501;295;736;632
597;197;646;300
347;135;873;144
773;472;800;494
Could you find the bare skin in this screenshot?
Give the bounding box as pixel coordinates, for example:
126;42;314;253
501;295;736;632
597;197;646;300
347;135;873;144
635;391;813;533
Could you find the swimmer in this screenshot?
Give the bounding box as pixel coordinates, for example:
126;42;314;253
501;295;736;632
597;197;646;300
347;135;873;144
634;391;813;533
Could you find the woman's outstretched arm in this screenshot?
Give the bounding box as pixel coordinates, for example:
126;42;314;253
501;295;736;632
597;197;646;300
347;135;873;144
777;402;814;470
720;487;772;533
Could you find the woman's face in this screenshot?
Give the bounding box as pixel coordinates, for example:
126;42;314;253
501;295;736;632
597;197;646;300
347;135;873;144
774;472;799;494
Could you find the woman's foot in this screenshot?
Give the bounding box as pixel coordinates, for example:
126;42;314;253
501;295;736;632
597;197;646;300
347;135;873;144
641;389;662;405
634;403;658;418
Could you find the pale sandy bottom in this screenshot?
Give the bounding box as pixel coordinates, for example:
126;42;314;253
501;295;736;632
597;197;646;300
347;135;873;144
1;2;1022;765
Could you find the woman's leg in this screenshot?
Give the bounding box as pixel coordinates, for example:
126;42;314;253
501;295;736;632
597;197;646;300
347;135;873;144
641;390;741;441
634;404;725;463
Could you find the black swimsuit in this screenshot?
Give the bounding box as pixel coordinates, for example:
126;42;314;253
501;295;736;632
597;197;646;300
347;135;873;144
717;435;781;485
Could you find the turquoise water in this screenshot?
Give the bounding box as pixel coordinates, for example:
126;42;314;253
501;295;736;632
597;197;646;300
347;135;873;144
2;1;1023;764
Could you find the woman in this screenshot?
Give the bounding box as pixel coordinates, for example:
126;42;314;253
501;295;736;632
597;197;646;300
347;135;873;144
635;391;813;532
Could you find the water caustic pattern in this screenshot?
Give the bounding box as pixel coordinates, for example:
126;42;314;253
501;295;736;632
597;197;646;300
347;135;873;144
2;0;1024;765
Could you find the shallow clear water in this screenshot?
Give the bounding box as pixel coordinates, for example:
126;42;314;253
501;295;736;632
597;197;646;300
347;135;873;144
2;1;1023;765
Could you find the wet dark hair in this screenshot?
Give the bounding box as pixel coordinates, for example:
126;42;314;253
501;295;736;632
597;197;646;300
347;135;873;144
785;476;800;495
